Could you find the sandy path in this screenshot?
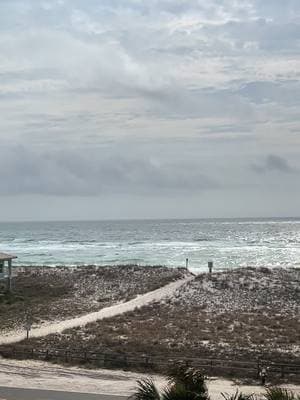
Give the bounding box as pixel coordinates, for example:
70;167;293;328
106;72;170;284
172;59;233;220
0;275;193;345
0;358;298;398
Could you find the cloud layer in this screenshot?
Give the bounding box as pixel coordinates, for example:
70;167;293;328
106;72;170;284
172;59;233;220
0;0;299;218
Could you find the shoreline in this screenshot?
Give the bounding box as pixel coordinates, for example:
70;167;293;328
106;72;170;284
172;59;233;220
2;217;300;274
11;263;300;279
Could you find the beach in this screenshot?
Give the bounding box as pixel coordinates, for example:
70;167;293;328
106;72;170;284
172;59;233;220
0;265;299;378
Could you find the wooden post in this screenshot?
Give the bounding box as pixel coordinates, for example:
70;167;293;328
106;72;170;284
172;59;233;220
208;261;213;274
257;360;260;379
25;312;32;340
84;351;88;363
186;258;189;270
123;354;128;367
7;260;12;293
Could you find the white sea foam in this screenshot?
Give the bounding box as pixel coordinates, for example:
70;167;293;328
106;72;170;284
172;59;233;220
1;219;300;270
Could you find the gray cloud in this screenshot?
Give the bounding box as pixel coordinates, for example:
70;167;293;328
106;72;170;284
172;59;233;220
237;81;300;105
251;155;295;174
0;145;218;196
209;19;300;54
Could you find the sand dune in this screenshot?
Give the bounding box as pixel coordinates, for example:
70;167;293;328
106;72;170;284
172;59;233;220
0;275;193;345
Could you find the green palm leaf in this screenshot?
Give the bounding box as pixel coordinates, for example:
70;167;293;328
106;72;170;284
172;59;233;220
130;378;161;400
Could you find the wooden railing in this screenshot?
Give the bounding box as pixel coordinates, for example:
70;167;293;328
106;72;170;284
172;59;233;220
0;345;299;382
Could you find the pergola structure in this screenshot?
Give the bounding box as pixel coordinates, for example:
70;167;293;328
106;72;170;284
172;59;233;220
0;252;17;292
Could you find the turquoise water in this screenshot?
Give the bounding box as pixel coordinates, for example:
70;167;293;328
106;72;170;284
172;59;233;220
0;218;300;272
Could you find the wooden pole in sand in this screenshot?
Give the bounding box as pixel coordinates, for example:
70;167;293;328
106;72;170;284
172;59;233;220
186;258;189;270
25;312;32;340
7;259;12;293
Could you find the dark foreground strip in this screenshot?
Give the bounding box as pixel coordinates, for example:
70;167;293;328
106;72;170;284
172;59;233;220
0;386;126;400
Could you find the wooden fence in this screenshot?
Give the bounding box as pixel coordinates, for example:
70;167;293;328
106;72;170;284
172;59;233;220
0;345;299;382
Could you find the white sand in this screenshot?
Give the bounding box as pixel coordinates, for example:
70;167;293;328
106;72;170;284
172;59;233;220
0;358;299;397
0;357;161;396
0;276;193;345
207;378;300;399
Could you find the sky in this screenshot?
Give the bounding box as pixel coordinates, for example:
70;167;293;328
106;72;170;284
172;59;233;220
0;0;300;221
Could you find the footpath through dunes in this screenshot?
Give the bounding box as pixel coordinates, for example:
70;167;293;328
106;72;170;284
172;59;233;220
0;265;188;333
0;274;193;345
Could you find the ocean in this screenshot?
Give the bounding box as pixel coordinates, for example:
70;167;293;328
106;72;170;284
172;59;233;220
0;218;300;272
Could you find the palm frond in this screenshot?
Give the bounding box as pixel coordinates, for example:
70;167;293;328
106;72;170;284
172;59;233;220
129;378;161;400
162;383;199;400
221;390;256;400
167;364;208;396
264;387;299;400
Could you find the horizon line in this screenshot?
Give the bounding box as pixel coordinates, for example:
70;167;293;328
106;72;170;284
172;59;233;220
1;216;300;224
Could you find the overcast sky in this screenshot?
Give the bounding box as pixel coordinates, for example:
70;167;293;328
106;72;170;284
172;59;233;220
0;0;300;221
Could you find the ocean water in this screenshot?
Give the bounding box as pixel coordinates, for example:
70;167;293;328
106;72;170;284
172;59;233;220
0;218;300;272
